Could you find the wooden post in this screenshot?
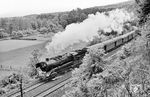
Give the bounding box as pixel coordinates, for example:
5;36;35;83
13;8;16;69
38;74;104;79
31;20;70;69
19;75;23;97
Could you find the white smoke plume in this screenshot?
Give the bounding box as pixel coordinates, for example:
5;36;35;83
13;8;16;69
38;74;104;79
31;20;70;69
46;9;134;54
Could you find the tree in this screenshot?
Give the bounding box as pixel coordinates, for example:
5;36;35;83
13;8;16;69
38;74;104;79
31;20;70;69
28;49;42;78
8;23;13;35
12;31;24;38
47;20;63;33
67;8;88;25
58;14;69;28
0;32;9;38
136;0;150;24
31;22;38;30
39;27;48;34
78;13;87;22
0;18;7;29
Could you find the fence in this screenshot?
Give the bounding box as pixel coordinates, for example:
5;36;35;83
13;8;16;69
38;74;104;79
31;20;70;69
0;65;26;72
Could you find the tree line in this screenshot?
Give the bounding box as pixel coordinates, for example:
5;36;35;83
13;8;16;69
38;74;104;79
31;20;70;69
0;1;134;39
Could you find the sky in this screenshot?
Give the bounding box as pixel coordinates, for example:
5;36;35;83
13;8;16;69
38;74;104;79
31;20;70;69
0;0;129;18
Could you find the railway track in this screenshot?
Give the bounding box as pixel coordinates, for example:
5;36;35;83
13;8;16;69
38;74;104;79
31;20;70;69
3;59;81;97
35;77;70;97
10;82;46;97
3;81;44;97
4;72;71;97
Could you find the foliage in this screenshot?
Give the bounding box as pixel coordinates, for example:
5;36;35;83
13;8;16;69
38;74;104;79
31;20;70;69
136;0;150;24
63;24;150;97
22;29;37;35
12;30;24;38
11;29;38;38
39;27;48;34
0;31;9;38
0;1;134;36
0;73;26;96
0;73;22;87
63;48;109;97
0;89;5;95
28;49;42;78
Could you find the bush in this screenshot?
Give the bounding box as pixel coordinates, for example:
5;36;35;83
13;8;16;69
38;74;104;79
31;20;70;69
136;0;150;25
0;73;30;96
0;73;21;87
0;32;9;38
1;78;9;87
28;49;42;78
39;27;48;34
22;29;37;35
12;31;24;38
0;89;5;95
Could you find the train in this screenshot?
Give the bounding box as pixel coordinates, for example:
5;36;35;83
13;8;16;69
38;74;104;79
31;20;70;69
35;48;87;79
35;29;140;79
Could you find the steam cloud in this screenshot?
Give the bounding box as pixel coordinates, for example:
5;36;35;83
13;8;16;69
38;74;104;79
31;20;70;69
46;9;134;54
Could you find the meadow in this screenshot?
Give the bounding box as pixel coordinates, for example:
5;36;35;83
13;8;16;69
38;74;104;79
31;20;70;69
0;40;42;52
0;39;48;80
0;40;46;68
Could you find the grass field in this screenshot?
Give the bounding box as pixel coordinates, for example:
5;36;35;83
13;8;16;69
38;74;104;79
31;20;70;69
0;39;48;82
0;40;47;68
0;40;43;52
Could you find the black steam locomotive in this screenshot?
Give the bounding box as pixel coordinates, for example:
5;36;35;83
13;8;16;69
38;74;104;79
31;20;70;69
35;48;87;79
35;30;140;79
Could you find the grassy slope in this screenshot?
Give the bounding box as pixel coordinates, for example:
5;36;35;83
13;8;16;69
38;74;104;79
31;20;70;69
0;40;48;81
0;40;42;52
0;41;47;68
0;33;53;68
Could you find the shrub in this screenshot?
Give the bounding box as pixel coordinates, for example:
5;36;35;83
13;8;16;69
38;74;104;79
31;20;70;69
39;27;48;34
86;77;103;97
0;32;9;38
12;31;24;38
1;78;9;87
28;49;42;78
0;89;5;95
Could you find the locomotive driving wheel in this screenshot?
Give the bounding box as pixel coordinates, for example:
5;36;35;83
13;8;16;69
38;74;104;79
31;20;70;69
46;69;58;80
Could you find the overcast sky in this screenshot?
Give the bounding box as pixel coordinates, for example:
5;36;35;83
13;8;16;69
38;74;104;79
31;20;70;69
0;0;129;18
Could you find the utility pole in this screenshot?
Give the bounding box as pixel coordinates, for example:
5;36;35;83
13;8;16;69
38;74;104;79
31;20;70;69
19;75;23;97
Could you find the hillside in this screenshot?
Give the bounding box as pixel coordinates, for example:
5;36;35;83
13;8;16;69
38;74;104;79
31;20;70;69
0;0;136;39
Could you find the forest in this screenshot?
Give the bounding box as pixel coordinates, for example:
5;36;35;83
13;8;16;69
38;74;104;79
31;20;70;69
0;1;134;39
